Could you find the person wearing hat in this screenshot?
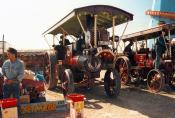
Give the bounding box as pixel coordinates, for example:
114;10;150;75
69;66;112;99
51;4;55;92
2;47;24;100
155;29;169;69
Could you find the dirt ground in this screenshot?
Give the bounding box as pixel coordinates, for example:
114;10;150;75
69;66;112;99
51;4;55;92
21;71;175;118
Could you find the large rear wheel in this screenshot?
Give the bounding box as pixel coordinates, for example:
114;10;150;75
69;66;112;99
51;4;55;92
115;56;130;85
147;69;165;92
104;69;121;97
44;54;58;89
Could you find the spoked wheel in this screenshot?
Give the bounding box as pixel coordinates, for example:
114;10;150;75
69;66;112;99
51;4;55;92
104;69;121;97
115;56;130;85
43;53;52;89
44;53;58;89
86;56;101;72
61;69;75;97
169;72;175;90
147;69;165;92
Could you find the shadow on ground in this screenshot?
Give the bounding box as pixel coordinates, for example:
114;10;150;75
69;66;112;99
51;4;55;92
76;83;175;118
31;80;175;118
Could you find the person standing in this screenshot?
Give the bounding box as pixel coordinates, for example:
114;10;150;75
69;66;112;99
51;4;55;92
85;28;92;48
155;29;168;69
2;47;24;100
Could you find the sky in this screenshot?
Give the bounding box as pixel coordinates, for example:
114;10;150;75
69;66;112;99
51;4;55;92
0;0;153;50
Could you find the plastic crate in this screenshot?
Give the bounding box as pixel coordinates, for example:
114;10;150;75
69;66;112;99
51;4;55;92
0;98;17;109
67;94;84;102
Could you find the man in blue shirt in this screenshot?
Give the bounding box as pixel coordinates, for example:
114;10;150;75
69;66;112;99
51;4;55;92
2;47;24;100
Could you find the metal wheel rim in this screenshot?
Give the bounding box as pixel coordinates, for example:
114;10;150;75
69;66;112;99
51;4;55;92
116;57;130;85
104;69;121;97
147;69;164;92
61;69;74;97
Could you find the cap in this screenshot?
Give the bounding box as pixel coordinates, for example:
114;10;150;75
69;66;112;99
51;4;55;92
7;47;17;55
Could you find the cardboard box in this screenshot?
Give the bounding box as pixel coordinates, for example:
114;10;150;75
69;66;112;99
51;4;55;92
1;107;18;118
20;95;30;104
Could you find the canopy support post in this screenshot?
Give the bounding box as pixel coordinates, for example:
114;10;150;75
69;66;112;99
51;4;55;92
94;15;97;48
53;35;55;45
116;22;129;53
112;16;116;49
77;15;86;34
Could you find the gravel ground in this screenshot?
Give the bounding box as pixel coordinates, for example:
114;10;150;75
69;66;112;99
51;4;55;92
21;84;175;118
20;71;175;118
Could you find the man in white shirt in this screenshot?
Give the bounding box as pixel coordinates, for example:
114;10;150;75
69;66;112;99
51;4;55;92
85;29;92;48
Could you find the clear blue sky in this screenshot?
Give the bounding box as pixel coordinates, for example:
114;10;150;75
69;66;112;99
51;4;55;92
0;0;153;50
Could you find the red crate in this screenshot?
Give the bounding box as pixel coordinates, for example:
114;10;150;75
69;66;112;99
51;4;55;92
0;98;17;108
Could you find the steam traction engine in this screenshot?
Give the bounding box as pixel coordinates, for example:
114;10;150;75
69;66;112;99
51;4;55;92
43;5;133;97
116;23;175;92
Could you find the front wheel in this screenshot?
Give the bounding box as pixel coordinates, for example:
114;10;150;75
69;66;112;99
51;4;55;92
169;72;175;90
61;69;75;97
115;57;130;85
147;69;165;92
104;69;121;97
